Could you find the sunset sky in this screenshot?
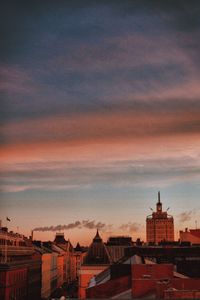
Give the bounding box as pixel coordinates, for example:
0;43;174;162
1;1;200;245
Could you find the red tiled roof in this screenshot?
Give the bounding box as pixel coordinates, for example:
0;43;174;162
190;229;200;238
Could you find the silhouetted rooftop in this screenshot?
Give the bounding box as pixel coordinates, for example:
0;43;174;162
93;229;102;242
74;242;82;252
83;230;111;265
106;236;133;246
54;232;68;244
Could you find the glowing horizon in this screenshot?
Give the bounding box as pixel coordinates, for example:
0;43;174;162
1;1;200;245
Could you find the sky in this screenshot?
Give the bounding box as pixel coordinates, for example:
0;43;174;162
1;0;200;245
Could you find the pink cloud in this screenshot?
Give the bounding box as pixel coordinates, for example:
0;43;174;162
0;64;37;94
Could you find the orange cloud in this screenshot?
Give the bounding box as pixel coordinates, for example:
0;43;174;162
2;109;200;148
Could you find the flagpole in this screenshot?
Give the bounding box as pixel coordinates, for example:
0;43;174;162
5;218;8;263
4;217;11;264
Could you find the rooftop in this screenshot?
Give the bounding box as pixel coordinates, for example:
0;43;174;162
83;230;111;265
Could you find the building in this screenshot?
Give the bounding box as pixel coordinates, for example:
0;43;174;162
79;230;111;299
86;263;175;299
54;232;76;283
73;243;87;280
0;227;42;300
41;242;59;294
106;236;133;263
180;228;200;245
39;245;52;300
56;249;65;289
86;252;200;299
146;192;174;243
125;245;200;278
79;233;143;298
33;239;70;300
27;248;42;300
33;242;52;300
86;253;142;298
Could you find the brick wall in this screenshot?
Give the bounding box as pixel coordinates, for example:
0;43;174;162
131;264;174;298
86;275;131;298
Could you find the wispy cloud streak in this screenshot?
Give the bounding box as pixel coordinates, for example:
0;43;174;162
178;210;196;223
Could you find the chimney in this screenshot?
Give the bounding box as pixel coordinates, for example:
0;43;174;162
31;230;34;241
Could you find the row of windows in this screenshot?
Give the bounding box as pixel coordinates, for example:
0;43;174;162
147;232;174;236
8;270;27;285
147;224;173;228
9;286;26;300
147;229;174;233
147;226;174;229
147;220;173;224
0;239;26;246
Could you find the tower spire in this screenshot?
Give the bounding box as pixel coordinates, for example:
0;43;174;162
156;191;162;212
158;191;161;203
93;229;102;242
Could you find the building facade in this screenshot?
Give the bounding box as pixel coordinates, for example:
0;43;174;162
0;227;42;300
73;243;87;280
41;251;52;299
146;192;174;243
106;236;133;263
79;230;111;299
34;240;66;300
53;232;76;283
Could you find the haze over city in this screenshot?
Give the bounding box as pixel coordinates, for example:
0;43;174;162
1;1;200;245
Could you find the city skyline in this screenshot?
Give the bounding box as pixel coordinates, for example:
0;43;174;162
1;1;200;245
0;192;197;246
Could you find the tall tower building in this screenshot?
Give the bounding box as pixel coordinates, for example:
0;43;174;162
146;192;174;243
